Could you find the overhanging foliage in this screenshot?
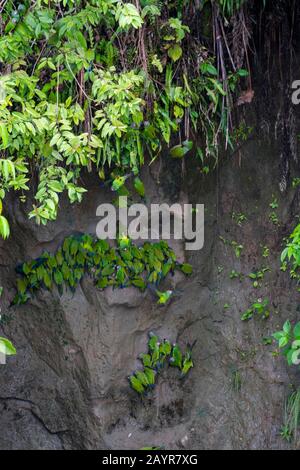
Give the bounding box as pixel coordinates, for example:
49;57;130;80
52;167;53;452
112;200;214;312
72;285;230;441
0;0;277;238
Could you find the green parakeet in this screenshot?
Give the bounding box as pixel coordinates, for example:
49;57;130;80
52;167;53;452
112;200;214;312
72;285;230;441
181;350;194;376
116;266;126;285
135;371;150;388
134;177;145;198
148;332;159;351
156;290;173;305
151;348;160;367
170;344;182;368
148;333;160;366
144;367;156;385
111;174;131;191
139;353;152;368
129;375;145;394
118;234;131;249
159;339;172;357
170;140;193;158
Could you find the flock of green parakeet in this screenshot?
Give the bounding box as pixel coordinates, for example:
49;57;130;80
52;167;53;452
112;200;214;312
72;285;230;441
14;235;194;394
13;234;193;306
129;333;194;395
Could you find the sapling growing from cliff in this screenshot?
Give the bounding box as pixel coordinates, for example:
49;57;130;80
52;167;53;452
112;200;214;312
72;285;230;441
273;321;300;367
241;298;270;321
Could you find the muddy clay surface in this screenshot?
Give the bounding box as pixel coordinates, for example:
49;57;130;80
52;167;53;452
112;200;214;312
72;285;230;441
0;133;300;450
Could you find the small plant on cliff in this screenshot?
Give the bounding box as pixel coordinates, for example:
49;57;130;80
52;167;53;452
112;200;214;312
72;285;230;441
219;237;244;258
272;321;300;368
292;178;300;189
241;298;270;321
128;333;194;395
231;241;244;259
229;270;243;281
269;196;280;226
281;223;300;284
248;267;270;288
261;245;270;259
231;212;247;227
281;389;300;443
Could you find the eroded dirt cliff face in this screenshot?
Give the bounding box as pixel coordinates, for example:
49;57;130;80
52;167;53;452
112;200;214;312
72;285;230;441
0;134;299;450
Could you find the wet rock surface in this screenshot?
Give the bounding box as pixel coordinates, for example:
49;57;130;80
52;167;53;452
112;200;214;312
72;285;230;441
0;137;299;450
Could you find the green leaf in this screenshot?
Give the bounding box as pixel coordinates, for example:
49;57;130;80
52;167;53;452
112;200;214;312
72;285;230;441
46;198;56;212
0;215;10;239
283;320;292;334
0;159;15;182
50;134;61;147
293;322;300;339
117;3;143;29
273;332;284;341
200;62;218;76
0;337;16;356
74;31;87;50
0;123;9;149
291;349;300;365
237;69;249;77
292;340;300;350
48;181;64;193
279;336;289;348
168;44;182;62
